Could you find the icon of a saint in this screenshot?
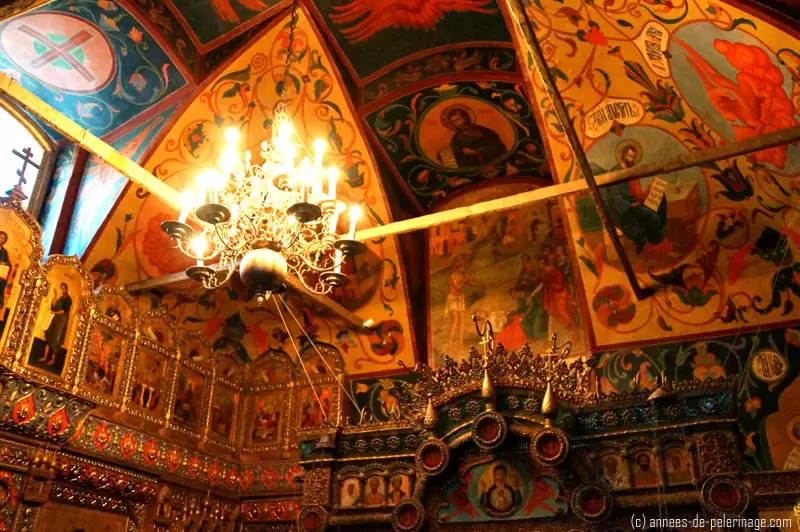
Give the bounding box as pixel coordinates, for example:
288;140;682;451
438;105;507;168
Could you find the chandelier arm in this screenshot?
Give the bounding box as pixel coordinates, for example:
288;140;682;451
212;223;251;253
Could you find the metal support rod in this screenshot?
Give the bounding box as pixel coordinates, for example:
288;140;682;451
504;0;652;298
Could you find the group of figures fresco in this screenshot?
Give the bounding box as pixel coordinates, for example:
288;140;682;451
429;185;583;365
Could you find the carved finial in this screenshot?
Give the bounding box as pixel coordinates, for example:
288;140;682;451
647;369;676;403
423;395;438;431
541;381;559;425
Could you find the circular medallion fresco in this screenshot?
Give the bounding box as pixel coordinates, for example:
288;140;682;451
0;12;116;94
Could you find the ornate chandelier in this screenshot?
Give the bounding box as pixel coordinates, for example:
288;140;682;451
161;8;364;299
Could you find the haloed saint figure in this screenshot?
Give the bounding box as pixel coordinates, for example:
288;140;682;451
40;283;72;366
439;105;507;168
479;464;522;517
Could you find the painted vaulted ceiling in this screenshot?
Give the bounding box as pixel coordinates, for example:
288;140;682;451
0;0;799;381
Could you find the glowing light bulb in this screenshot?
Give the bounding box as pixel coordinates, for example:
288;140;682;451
277;121;293;142
178;190;195;224
348;205;362;240
327;167;339;200
190;236;207;266
334;249;343;274
224;128;240;145
313;139;326;167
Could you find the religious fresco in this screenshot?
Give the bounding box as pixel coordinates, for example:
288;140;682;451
37;504;129;531
248;391;285;447
210;383;238;442
307;0;511;79
512;0;800;349
172;366;206;432
297;385;332;429
428;183;584;366
64;104;178;259
366;81;550;210
169;0;284;47
24;258;90;381
83;323;127;399
128;347;171;418
83;10;415;376
592;327;800;473
0;0;187;137
437;460;567;523
598;453;630;490
0;203;40;356
38;145;75;256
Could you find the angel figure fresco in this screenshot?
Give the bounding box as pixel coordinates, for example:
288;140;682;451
329;0;495;43
675;39;798;169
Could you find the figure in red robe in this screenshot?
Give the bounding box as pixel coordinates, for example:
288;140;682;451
542;255;577;329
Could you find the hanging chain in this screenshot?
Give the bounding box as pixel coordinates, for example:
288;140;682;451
279;0;301;110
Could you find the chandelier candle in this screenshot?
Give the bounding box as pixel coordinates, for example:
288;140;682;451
348;205;361;240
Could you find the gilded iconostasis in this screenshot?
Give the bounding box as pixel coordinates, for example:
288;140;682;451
0;0;797;530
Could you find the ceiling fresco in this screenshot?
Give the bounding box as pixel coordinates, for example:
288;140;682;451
168;0;286;49
306;0;513;80
82;8;416;375
0;0;188;136
129;0;199;71
365;80;551;211
427;182;587;367
509;0;800;349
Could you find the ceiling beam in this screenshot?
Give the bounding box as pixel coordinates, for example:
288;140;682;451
0;73;184;212
126;265;369;330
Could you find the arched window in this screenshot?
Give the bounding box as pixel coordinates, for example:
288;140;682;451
0;96;55;216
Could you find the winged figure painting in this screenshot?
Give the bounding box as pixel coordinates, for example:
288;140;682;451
329;0;495;43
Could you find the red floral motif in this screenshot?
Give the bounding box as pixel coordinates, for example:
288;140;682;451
47;408;68;437
187;456;202;478
143;439;159;464
11;394;35;424
167;448;182;472
286;465;303;487
93;422;110;450
262;467;279;488
119;431;136;458
207;461;220;485
239;469;254;490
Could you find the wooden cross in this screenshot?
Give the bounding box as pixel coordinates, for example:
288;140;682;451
8;146;39;202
